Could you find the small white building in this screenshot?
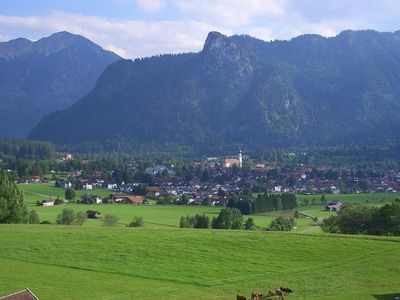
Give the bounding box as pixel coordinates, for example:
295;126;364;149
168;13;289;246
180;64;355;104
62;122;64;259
42;200;54;207
108;183;118;190
83;184;93;190
64;182;72;189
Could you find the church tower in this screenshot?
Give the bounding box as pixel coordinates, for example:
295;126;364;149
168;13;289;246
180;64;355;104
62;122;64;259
238;150;243;168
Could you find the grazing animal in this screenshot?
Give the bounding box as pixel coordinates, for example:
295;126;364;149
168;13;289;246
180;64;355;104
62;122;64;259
268;289;285;299
280;287;293;294
237;294;246;300
251;291;263;300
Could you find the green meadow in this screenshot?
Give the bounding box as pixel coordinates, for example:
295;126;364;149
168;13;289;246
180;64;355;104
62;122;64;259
0;225;399;300
0;183;399;299
297;192;400;204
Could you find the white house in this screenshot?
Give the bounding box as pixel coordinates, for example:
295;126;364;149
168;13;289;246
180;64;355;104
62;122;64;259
42;200;54;207
83;184;93;190
64;182;72;189
108;183;118;190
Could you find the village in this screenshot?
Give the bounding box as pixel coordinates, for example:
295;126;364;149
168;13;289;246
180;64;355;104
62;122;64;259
31;151;400;208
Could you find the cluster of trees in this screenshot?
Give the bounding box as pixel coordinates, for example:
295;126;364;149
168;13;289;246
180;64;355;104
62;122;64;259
267;217;296;231
0;140;55;160
179;209;256;230
56;208;86;225
180;214;210;228
322;200;400;236
211;208;243;229
228;193;297;215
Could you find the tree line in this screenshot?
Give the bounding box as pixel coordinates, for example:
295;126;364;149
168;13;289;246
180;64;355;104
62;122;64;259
228;193;297;215
322;200;400;236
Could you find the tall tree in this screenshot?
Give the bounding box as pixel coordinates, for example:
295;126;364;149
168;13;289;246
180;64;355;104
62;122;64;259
0;175;28;223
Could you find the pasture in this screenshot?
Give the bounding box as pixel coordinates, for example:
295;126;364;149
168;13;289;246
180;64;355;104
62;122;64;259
18;183;302;229
0;225;399;299
297;192;400;205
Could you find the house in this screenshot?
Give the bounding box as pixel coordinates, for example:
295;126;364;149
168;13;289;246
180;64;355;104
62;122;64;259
86;210;101;219
107;183;118;190
325;200;344;211
41;200;54;207
58;152;73;161
122;195;143;204
224;158;240;168
0;288;39;300
146;186;160;197
83;184;93;190
112;193;143;204
64;182;72;189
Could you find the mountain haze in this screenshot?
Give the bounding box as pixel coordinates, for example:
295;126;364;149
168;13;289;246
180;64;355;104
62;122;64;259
0;32;120;137
29;30;400;149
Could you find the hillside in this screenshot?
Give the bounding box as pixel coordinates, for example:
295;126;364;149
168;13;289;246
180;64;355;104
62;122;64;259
0;32;121;138
29;30;400;150
0;225;399;299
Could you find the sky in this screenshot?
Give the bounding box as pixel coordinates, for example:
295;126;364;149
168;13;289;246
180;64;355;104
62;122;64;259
0;0;400;58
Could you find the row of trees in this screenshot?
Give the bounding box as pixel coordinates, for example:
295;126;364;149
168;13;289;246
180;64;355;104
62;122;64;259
322;200;400;236
228;193;297;215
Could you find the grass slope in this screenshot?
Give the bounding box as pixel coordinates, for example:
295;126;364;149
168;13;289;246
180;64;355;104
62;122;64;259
0;225;399;300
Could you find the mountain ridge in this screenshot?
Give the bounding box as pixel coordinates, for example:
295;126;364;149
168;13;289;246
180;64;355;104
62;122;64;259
29;29;400;150
0;31;121;138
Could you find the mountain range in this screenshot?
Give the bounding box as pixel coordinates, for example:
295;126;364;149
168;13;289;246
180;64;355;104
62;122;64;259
0;31;120;138
24;29;400;150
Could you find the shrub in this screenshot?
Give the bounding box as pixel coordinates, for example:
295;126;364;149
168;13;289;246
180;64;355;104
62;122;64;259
64;188;75;201
244;217;256;230
193;214;209;228
128;216;144;227
180;215;194;228
76;211;87;226
29;210;40;224
40;220;52;224
56;208;77;225
54;197;64;205
212;208;243;229
268;217;295;231
103;214;119;227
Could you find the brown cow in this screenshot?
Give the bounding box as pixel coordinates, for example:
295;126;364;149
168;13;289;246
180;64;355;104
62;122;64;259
237;294;246;300
268;289;285;300
251;291;263;300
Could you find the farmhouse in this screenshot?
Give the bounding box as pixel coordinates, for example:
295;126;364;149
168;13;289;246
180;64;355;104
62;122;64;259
41;199;54;207
0;288;39;300
83;183;93;190
112;193;143;204
325;200;344;211
146;186;160;197
107;183;118;190
86;210;101;219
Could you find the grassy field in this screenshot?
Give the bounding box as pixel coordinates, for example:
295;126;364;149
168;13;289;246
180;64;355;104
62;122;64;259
0;225;399;300
17;184;292;229
297;192;400;204
17;183;113;204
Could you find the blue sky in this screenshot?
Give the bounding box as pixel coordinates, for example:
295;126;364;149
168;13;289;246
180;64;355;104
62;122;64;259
1;0;400;58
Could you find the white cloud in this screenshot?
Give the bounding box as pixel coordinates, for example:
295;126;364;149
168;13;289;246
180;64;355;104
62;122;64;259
0;1;400;59
0;12;228;58
137;0;166;12
173;0;286;27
